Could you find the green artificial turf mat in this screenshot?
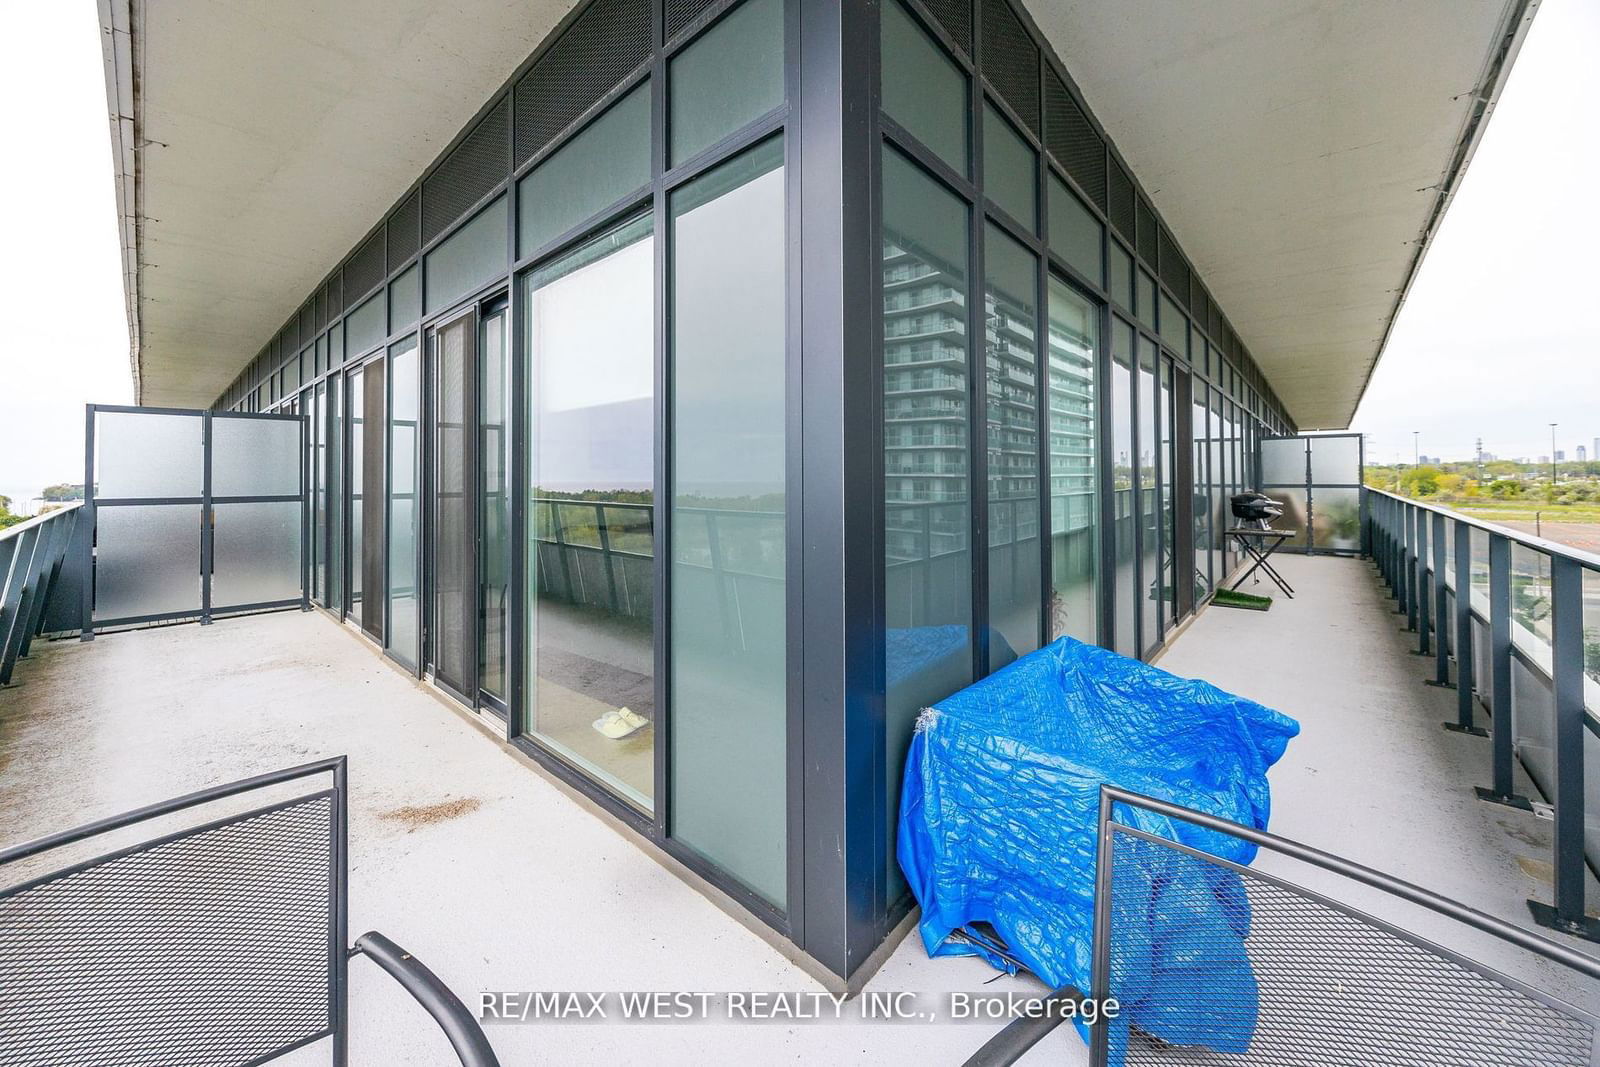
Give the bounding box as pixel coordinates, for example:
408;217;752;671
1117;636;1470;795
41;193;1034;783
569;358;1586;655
1213;588;1273;611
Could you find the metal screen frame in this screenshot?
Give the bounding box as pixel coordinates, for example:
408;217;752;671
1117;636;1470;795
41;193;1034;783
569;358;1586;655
1258;431;1366;556
81;404;308;637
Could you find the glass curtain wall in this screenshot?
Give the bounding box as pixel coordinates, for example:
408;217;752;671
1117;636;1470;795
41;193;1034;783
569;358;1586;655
347;364;365;622
984;223;1041;666
480;305;511;706
311;382;326;601
500;0;791;918
668;140;788;908
1209;387;1225;584
431;313;477;698
526;215;657;810
388;338;421;665
1136;336;1158;652
328;374;343;612
360;358;387;640
1111;319;1137;657
881;144;972;895
1046;278;1097;643
1158;358;1176;630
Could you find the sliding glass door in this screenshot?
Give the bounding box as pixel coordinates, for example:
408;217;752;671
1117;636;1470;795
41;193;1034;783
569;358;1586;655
524;214;656;810
428;309;479;703
479;301;512;710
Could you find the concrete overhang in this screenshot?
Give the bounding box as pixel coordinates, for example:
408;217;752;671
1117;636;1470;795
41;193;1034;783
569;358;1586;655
101;0;1534;423
97;0;579;408
1023;0;1536;429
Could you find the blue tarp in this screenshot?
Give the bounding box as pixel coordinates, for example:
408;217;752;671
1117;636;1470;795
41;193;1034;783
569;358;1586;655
897;637;1298;1058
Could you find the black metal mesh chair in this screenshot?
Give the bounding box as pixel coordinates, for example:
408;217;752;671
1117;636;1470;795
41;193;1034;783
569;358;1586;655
0;756;498;1067
966;785;1600;1066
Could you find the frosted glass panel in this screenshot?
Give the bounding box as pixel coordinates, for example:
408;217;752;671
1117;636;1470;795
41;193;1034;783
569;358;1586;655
669;0;783;164
346;292;386;357
425;197;508;315
983;101;1035;229
389;264;420;332
95;412;202;499
1048;175;1101;285
518;80;650;257
212;501;301;607
881;0;967;175
1311;487;1362;551
93;505;201;620
212;417;300;497
1310;434;1362;485
1262;488;1310;550
1261;437;1306;485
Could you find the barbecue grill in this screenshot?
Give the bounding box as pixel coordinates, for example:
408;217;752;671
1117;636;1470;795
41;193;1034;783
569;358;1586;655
1226;492;1296;598
1231;491;1283;529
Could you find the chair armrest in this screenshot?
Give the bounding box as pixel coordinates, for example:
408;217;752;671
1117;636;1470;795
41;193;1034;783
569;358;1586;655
351;930;501;1067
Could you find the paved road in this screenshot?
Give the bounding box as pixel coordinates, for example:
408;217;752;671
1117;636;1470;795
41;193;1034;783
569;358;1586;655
1488;519;1600;555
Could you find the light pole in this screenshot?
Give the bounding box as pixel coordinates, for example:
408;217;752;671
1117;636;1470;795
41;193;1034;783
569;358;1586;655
1550;422;1558;487
1412;430;1420;467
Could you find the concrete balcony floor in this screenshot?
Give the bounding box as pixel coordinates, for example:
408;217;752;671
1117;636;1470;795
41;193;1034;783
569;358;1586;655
2;552;1597;1064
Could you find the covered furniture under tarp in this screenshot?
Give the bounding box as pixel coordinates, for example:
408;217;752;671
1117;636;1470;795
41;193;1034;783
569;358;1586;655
898;637;1298;1055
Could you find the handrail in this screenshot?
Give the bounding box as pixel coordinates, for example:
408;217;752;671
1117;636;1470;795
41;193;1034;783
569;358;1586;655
1101;786;1600;980
0;500;84;542
1366;488;1600;944
1366;485;1600;571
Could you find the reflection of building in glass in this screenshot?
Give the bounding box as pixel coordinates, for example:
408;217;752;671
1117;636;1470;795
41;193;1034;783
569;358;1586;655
985;280;1038;550
882;239;968;568
1047;311;1095;540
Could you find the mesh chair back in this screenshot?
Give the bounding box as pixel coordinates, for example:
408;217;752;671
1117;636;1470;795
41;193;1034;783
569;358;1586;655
1092;789;1600;1066
0;760;344;1067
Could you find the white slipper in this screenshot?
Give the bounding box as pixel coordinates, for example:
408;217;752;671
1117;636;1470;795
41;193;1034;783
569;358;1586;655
617;707;649;731
592;708;646;739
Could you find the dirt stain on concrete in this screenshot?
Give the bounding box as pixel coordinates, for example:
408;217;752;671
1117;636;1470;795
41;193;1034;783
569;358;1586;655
1516;856;1553;885
379;796;482;830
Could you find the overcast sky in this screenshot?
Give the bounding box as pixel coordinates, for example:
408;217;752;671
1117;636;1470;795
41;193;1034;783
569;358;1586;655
0;1;1594;511
1351;0;1600;466
0;2;129;509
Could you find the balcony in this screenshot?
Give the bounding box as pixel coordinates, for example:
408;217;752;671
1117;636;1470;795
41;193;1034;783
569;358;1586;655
6;496;1599;1062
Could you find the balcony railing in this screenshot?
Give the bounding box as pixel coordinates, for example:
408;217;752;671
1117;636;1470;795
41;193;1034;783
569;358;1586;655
1368;486;1600;941
0;503;83;685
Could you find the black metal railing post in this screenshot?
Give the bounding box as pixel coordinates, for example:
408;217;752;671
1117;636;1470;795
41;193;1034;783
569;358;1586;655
1385;496;1398;597
1414;506;1431;652
1425;510;1449;682
17;511;73;659
1444;518;1485;733
1376;495;1388;588
1528;554;1600;941
1476;532;1531;809
0;526;41;685
1404;503;1418;629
